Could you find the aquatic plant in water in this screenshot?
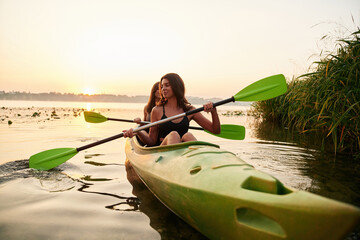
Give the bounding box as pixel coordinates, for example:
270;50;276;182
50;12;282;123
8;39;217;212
252;29;360;155
222;110;244;117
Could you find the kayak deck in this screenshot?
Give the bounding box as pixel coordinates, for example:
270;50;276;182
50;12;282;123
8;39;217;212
125;137;360;240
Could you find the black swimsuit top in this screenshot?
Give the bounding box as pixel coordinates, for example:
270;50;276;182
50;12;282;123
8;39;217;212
157;105;189;145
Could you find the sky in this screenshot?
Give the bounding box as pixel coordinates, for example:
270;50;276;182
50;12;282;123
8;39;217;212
0;0;359;98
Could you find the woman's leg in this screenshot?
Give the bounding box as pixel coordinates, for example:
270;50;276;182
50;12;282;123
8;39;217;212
181;132;197;142
160;131;181;145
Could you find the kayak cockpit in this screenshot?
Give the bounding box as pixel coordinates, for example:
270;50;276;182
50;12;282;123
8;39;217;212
134;135;220;153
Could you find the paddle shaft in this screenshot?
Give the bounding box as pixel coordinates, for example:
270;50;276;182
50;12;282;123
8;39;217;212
77;97;234;152
186;97;235;116
107;118;134;123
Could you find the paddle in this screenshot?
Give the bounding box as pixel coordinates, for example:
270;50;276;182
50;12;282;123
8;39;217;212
83;111;246;140
29;74;286;170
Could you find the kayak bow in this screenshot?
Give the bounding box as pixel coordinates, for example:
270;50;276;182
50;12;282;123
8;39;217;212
125;137;360;240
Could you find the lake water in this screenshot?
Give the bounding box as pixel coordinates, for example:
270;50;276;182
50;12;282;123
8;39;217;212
0;100;359;239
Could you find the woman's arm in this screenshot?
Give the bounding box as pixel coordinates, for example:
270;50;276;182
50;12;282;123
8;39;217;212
143;106;149;121
191;102;221;134
146;107;161;145
123;107;160;146
133;107;148;125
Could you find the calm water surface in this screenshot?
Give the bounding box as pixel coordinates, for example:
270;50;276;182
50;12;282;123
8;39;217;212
0;100;359;239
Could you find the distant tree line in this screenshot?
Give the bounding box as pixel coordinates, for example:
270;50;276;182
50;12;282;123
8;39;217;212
0;91;149;103
0;91;252;106
0;90;244;105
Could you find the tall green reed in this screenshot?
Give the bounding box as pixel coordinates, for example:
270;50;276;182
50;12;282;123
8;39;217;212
252;29;360;155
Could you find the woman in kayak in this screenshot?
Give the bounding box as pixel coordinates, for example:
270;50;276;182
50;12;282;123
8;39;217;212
123;73;220;146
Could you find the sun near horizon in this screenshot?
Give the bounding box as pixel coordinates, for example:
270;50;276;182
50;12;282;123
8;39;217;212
81;88;96;96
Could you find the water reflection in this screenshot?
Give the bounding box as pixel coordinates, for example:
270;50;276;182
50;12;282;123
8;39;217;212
80;175;112;181
250;120;360;205
0;160;140;212
125;160;208;240
0;160;76;192
249;119;360;239
76;182;140;212
0;160;30;184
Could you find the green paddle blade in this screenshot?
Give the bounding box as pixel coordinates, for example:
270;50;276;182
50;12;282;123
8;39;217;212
84;111;108;123
29;148;78;170
204;124;245;140
234;74;287;101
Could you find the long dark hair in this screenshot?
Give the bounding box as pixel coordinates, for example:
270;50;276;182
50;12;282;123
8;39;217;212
158;73;191;111
145;81;160;115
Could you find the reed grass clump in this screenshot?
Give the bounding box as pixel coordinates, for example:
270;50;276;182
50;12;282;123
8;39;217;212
252;29;360;155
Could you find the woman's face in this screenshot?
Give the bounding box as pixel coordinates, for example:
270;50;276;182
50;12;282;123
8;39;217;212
161;78;173;99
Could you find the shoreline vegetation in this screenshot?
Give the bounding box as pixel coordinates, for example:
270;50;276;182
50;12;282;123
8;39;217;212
252;29;360;157
0;91;249;106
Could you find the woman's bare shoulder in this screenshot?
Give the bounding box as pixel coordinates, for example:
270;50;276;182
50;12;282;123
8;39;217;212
188;105;196;110
152;105;162;112
151;106;162;119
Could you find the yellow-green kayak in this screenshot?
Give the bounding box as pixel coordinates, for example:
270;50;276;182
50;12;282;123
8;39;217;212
125;137;360;240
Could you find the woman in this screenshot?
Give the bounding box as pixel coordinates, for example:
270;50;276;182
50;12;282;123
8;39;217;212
123;73;220;146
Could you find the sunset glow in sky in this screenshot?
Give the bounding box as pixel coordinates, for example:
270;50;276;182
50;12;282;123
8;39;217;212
0;0;359;98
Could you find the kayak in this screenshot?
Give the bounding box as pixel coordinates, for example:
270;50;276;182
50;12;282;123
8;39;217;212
125;137;360;240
